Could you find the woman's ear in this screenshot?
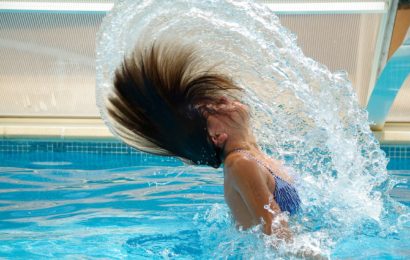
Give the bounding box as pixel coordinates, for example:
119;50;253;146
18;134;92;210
207;115;228;147
211;133;228;148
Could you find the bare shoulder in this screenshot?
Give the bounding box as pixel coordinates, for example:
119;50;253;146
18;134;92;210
224;153;261;180
225;152;254;169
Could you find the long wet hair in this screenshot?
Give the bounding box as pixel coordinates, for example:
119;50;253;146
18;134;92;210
106;41;241;168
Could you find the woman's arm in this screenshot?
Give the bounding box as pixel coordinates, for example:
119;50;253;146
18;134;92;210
227;158;328;259
226;157;291;240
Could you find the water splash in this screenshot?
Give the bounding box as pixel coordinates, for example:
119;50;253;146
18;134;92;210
96;0;407;256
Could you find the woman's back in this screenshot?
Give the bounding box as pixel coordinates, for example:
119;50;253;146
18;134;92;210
224;152;275;230
223;150;300;235
232;149;301;215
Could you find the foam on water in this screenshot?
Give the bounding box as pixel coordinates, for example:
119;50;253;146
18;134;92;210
96;0;408;257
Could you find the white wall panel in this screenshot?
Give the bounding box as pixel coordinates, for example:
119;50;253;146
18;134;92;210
279;13;381;106
0;10;384;117
0;12;102;117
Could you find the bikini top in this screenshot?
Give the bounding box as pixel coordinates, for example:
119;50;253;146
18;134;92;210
232;149;301;215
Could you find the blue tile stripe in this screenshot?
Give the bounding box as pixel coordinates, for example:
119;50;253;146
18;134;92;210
0;139;408;170
0;139;140;154
0;139;183;169
380;144;410;159
0;139;409;159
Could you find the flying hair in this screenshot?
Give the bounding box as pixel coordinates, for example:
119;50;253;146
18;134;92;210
106;40;242;168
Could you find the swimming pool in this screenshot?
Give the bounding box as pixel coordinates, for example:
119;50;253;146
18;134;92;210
0;139;409;259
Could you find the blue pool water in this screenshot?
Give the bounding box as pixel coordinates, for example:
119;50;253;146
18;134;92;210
0;142;409;259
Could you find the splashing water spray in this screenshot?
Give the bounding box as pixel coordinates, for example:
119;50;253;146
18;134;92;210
96;0;407;258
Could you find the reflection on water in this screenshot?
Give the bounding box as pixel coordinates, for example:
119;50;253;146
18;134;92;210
0;152;408;258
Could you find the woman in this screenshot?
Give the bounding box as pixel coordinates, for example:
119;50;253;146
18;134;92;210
106;40;300;240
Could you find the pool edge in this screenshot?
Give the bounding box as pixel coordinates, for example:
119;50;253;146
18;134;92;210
1;118;410;144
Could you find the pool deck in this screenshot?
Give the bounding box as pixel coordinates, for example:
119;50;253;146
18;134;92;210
1;117;410;144
0;118;111;140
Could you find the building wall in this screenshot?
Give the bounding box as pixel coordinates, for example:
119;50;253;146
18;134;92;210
0;12;383;117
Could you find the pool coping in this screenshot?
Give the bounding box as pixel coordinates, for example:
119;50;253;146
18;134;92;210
0;117;112;140
1;117;410;144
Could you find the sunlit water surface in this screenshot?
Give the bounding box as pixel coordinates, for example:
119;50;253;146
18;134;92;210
0;152;409;259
